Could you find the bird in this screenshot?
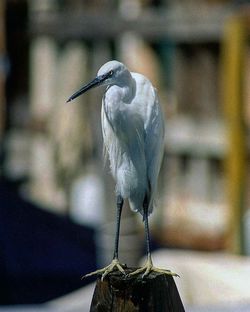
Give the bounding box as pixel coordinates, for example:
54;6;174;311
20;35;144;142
67;60;177;280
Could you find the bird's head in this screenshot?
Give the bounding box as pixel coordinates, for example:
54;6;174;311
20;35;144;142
67;60;129;102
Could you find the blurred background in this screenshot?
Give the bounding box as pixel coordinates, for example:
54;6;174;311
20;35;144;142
1;0;250;311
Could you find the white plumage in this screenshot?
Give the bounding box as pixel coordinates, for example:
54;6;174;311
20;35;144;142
67;60;176;280
100;61;165;216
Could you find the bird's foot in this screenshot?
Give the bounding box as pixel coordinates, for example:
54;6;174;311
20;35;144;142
128;256;179;279
82;258;126;281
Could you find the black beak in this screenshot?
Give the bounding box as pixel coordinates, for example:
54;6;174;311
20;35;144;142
66;72;111;103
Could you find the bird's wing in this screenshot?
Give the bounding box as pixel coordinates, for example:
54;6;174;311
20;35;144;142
144;87;165;212
101;98;114;166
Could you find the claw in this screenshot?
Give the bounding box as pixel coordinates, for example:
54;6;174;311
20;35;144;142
82;258;126;281
128;256;179;279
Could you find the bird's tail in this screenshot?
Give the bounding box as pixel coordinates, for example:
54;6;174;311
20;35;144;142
128;195;154;218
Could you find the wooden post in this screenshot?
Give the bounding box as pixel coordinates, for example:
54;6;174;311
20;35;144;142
89;268;185;312
221;15;247;254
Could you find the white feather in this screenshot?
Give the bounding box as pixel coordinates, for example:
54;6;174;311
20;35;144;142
100;63;165;215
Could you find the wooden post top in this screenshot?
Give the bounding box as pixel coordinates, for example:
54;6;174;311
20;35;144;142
89;268;185;312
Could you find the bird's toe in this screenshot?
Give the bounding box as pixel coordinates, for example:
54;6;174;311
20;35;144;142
128;260;179;279
83;258;126;281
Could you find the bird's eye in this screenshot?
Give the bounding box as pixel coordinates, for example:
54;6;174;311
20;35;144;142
109;70;113;76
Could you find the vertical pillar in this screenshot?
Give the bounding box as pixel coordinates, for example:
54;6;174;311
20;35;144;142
221;15;247;253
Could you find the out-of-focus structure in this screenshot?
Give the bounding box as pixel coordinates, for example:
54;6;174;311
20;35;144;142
25;0;249;253
1;0;250;309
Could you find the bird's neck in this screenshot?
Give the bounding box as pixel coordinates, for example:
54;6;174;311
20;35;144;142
118;74;135;103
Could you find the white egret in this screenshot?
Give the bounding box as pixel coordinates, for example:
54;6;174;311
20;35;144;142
67;60;176;280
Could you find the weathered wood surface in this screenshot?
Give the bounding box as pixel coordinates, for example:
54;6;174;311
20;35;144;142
89;268;185;312
30;9;231;43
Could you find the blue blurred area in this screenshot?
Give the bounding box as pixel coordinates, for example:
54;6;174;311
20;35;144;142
0;179;97;305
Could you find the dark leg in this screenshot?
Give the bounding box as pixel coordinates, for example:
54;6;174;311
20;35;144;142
113;195;123;259
144;205;151;259
129;197;178;278
83;195;125;281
